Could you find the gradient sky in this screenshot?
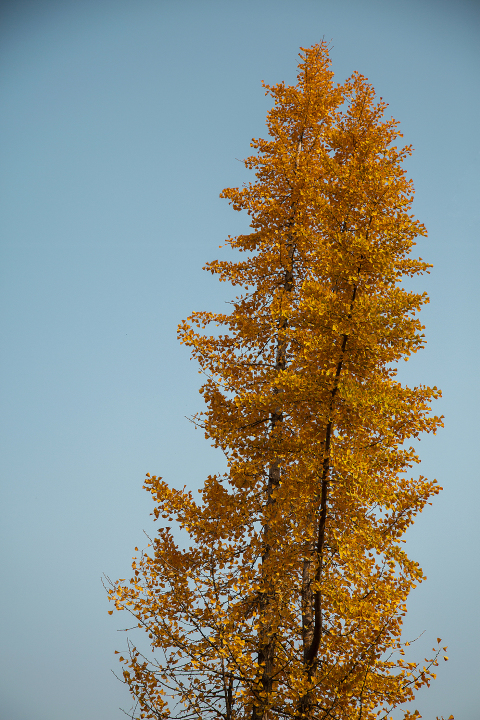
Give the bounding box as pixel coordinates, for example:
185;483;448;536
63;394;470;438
0;1;479;718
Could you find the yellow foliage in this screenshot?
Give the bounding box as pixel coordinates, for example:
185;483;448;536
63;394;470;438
108;43;450;720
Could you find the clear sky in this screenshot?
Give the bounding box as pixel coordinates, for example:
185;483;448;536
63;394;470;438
0;0;478;718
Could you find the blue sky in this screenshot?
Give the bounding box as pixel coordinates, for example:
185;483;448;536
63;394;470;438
0;1;478;718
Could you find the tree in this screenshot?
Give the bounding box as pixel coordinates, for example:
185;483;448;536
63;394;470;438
107;43;451;720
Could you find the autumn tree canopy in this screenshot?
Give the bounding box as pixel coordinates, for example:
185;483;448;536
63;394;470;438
108;43;450;720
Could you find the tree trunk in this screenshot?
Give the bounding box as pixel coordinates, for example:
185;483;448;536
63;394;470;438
298;284;357;718
252;135;302;719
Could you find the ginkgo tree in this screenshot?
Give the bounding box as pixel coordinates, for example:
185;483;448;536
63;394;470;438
107;43;452;720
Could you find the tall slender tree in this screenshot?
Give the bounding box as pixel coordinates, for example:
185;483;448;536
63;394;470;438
108;43;451;720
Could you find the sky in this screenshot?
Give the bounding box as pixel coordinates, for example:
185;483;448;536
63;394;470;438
0;0;478;718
